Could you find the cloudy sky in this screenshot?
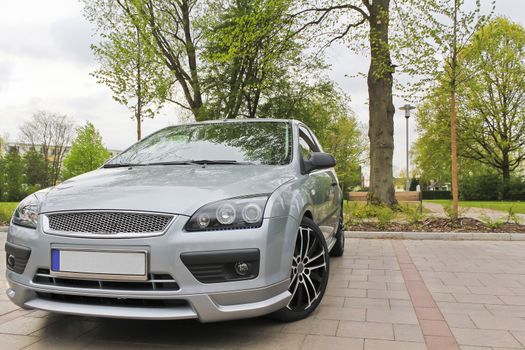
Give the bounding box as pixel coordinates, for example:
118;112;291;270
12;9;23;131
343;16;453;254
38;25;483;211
1;0;523;174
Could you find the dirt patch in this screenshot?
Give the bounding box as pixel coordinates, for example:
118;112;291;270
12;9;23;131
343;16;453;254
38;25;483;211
346;217;525;233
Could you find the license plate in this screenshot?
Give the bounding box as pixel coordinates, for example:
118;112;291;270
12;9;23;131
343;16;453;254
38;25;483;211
50;248;148;281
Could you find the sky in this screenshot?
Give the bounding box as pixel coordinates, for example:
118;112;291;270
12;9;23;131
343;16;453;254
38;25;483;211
0;0;524;174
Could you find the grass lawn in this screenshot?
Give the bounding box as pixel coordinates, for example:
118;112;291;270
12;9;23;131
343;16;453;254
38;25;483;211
0;202;18;226
426;200;525;214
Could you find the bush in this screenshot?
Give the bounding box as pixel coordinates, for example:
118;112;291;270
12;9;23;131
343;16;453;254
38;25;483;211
508;177;525;201
400;204;424;225
460;173;501;200
422;191;452;200
0;202;18;225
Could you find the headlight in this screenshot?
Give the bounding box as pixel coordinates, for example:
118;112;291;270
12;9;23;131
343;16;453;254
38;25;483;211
12;194;41;229
186;196;268;231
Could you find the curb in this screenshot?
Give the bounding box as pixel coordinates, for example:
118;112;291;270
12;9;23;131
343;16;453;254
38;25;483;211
0;226;8;233
345;231;525;241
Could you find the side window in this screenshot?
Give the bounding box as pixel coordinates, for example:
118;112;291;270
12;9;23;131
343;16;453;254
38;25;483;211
299;127;317;161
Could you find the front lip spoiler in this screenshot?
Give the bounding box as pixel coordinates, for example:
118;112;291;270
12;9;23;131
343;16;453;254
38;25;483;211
24;297;198;320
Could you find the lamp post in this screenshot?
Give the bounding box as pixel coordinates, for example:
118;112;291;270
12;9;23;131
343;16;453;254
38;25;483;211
400;104;416;191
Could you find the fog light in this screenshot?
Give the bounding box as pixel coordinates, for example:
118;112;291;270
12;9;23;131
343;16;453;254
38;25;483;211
234;261;250;276
6;288;15;299
7;255;15;267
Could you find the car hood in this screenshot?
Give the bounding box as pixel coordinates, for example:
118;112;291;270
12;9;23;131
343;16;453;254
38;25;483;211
40;165;295;216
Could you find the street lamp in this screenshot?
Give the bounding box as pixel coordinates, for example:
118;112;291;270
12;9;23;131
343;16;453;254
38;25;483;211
400;104;416;192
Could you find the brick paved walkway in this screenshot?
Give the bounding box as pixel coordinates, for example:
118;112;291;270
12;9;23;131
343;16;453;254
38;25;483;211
2;234;525;349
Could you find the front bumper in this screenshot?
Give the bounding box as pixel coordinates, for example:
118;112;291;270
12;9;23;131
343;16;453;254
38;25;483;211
5;214;298;322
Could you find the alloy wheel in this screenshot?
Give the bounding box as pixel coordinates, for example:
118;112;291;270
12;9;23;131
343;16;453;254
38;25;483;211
287;225;328;311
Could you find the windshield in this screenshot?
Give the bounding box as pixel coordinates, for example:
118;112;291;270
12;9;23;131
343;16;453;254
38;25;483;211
107;121;292;166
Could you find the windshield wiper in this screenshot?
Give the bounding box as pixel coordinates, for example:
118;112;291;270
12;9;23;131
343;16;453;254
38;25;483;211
104;160;254;168
146;161;196;166
103;163;147;168
146;160;253;165
189;160;254;165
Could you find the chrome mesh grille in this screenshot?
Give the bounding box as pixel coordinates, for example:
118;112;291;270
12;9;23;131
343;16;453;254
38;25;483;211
46;212;173;234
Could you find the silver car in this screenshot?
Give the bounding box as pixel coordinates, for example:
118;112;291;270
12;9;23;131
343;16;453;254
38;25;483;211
5;119;345;322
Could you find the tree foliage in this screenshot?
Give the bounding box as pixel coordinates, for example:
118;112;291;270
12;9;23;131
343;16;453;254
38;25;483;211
458;17;525;198
397;0;494;217
202;0;308;119
414;17;525;200
287;0;398;205
3;147;24;202
258;80;365;189
23;147;48;189
19;111;74;186
62;122;112;180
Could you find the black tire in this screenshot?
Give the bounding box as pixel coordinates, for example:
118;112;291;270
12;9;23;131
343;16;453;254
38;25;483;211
330;208;345;257
270;216;330;322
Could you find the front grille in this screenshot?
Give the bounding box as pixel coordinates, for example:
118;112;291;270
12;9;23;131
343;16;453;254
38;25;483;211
33;269;180;291
46;211;173;234
36;292;188;308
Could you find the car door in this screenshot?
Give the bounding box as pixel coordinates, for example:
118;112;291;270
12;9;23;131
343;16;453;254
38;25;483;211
298;125;339;240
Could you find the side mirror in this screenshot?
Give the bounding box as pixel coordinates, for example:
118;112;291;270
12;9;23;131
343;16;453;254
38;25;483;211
304;152;336;173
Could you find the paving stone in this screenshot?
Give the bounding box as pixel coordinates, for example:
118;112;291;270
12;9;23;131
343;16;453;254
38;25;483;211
425;335;460;350
314;306;366;321
343;297;390;309
499;295;525;306
0;316;58;335
337;321;394;340
364;339;427;350
469;311;525;331
0;333;40;350
451;328;522;348
419;319;452;337
367;289;410;300
452;293;504;305
301;335;363;350
325;287;367;298
442;313;477;328
0;301;19;316
366;309;418;324
320;296;345;307
393;324;424;342
281;317;339;336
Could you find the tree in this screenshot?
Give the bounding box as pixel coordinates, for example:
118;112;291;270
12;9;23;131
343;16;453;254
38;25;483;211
323;116;366;192
258;79;366;190
292;0;397;205
88;4;172;141
62;122;112;180
202;0;305;119
0;154;5;201
116;0;206;120
3;147;24;201
458;17;525;199
23;147;48;189
19;111;74;186
398;0;494;217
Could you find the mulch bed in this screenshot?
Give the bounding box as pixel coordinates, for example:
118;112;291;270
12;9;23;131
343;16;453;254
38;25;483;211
346;218;525;233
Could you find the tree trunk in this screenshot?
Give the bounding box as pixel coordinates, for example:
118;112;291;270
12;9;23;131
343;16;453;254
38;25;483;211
367;0;396;206
136;113;141;141
450;90;459;218
502;151;511;200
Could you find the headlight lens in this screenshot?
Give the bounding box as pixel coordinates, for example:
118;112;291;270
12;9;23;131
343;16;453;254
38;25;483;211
12;195;40;229
186;196;268;231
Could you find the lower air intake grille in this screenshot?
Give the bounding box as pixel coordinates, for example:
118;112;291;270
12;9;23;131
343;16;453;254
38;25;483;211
33;269;180;291
46;211;173;234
